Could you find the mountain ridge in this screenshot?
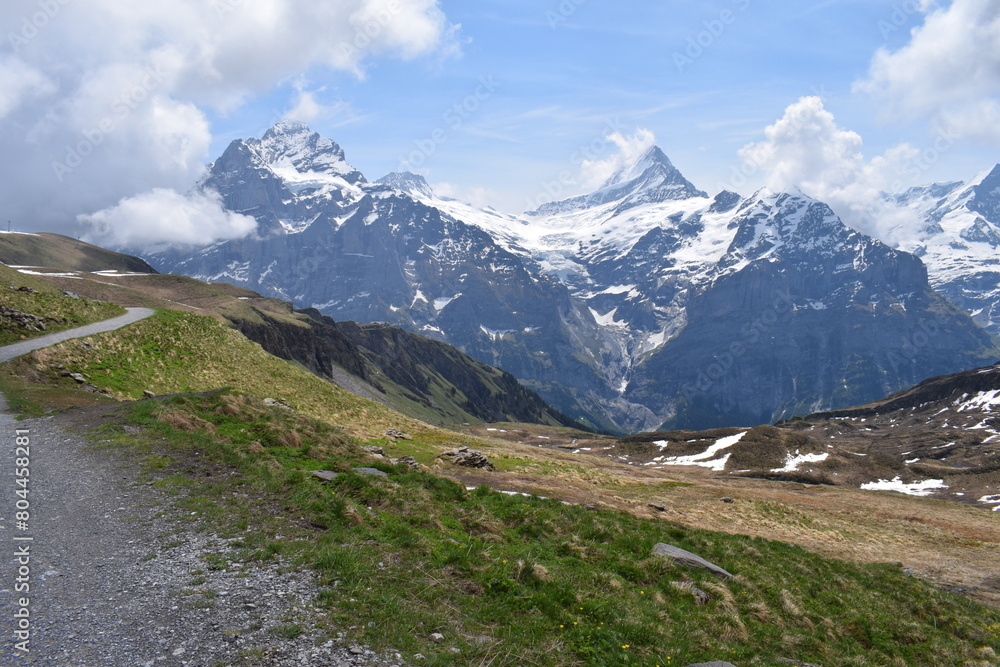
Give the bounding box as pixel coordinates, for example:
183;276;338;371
144;122;999;433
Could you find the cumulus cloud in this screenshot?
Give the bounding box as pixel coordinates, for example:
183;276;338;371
80;189;257;252
739;97;921;243
0;0;460;245
857;0;1000;142
579;128;657;191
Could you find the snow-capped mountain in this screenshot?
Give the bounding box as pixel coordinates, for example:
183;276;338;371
887;165;1000;334
146;123;998;433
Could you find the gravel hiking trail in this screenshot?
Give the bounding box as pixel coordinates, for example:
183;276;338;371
0;314;406;666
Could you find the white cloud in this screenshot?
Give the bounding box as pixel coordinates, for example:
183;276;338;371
579;128;657;191
432;181;506;210
0;57;54;119
857;0;1000;142
281;79;363;125
739;97;921;243
0;0;460;243
80;189;257;252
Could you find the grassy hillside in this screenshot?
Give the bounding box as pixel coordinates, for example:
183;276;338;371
1;245;998;664
49;391;1000;666
6;309;428;438
3;260;580;429
0;231;155;273
0;263;125;345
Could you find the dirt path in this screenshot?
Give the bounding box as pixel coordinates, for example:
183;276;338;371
0;315;406;665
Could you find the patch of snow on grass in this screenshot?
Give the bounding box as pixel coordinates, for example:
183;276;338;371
957;389;1000;412
772;451;829;473
860;477;947;497
653;431;746;472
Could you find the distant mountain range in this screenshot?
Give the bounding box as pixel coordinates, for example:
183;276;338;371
145;122;1000;433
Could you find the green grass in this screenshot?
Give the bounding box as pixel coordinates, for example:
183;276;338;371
0;264;125;345
74;391;1000;667
7;308;429;438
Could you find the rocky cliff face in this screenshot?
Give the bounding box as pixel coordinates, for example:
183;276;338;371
627;191;995;430
228;304;586;429
147;123;998;433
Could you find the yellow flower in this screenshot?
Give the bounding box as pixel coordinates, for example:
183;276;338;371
622;644;630;649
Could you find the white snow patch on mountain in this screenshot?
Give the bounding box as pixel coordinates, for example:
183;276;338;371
955;389;1000;412
860;477;948;496
651;431;746;471
772;451;829;473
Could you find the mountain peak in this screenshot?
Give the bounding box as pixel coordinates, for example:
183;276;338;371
967;163;1000;225
602;145;676;189
528;146;707;216
263;119;313;139
376;172;434;198
250;122;365;185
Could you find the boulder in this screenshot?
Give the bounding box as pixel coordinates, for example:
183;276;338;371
392;456;421;470
311;470;341;482
652;543;733;579
385;428;413;440
441;446;495;470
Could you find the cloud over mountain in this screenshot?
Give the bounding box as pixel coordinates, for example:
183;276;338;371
0;0;459;243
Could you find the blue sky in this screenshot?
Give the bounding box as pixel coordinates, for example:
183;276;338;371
2;0;998;244
205;1;997;212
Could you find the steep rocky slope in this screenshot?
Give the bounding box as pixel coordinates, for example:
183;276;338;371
146;123;998;432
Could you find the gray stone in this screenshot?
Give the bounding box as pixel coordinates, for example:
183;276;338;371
686;662;737;667
353;467;388;477
311;471;341;482
391;456;421;470
363;445;386;456
441;446;495;470
428;633;444;644
143;390;155;398
385;428;413;440
648;502;667;512
263;397;292;410
652;543;733;579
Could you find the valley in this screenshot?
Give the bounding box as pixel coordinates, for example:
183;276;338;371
0;232;997;665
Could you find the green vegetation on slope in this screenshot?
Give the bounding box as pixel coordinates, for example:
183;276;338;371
0;263;125;345
10;309;426;438
76;392;1000;666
